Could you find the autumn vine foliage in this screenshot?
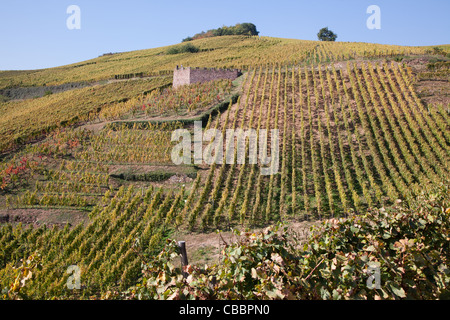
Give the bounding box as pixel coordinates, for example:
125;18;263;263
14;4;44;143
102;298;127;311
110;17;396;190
0;39;448;300
0;157;31;191
124;183;449;300
182;23;259;42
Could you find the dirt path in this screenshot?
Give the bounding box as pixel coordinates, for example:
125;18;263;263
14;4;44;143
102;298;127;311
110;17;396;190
0;208;89;229
171;219;320;266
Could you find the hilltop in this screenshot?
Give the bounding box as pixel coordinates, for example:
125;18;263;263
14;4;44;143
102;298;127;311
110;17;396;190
1;35;446;89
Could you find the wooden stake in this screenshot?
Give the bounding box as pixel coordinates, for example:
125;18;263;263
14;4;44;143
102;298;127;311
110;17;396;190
178;241;189;278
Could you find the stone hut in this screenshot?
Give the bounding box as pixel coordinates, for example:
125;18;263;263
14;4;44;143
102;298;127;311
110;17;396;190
173;66;241;88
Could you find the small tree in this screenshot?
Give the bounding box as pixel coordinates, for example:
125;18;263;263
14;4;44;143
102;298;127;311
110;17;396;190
317;27;337;42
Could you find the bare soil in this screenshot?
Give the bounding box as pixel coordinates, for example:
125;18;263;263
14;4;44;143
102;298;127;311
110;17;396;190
405;55;450;107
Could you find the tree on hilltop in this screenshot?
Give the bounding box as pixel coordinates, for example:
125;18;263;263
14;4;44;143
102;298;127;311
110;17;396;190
317;27;337;42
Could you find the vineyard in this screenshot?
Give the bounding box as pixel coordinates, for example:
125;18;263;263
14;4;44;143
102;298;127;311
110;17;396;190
1;184;185;298
0;77;171;154
0;36;449;299
139;79;233;116
180;61;449;230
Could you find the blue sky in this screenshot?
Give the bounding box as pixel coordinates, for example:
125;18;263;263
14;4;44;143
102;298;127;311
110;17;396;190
1;0;449;70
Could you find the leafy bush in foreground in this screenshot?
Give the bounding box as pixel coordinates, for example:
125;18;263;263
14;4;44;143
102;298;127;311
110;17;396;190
123;183;449;300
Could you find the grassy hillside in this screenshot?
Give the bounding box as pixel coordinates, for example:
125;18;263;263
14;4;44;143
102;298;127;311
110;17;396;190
0;36;434;89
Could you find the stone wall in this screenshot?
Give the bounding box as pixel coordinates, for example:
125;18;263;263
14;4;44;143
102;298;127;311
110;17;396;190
173;66;241;88
190;67;241;85
172;66;190;88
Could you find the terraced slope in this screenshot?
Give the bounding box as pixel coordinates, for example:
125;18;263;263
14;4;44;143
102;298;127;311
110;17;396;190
0;37;448;299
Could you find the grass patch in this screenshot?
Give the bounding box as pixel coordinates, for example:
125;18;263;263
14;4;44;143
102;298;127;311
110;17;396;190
110;165;198;182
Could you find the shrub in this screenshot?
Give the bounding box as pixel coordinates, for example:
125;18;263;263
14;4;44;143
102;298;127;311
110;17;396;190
110;166;197;182
183;23;259;41
427;61;450;71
